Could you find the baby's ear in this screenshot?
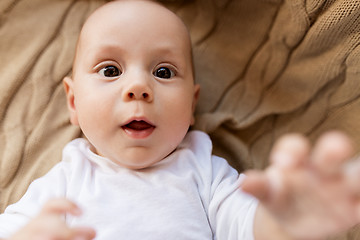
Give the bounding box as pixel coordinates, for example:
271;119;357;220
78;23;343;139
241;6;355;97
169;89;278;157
63;76;79;126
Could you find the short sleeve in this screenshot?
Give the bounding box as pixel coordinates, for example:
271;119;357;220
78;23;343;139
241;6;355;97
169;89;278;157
208;156;259;240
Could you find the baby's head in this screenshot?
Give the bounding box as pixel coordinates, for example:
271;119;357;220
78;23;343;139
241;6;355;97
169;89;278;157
63;0;200;169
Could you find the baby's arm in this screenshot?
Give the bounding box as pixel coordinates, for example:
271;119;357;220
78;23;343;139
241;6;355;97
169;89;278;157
242;131;360;240
1;199;95;240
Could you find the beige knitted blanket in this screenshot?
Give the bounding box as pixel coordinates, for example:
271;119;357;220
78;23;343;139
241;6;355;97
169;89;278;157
1;0;360;238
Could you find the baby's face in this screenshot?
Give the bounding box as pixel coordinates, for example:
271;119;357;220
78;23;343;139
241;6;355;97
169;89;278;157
64;1;199;169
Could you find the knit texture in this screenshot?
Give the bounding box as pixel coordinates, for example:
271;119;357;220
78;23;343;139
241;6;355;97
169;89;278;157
1;0;360;238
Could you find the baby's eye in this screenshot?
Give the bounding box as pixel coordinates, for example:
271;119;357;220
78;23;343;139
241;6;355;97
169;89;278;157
98;65;121;77
154;67;174;79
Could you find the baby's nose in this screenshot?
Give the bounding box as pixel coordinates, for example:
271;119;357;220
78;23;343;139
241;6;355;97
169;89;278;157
127;91;151;100
123;82;153;102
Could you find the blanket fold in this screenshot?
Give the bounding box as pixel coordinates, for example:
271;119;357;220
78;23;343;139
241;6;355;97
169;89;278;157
1;0;360;239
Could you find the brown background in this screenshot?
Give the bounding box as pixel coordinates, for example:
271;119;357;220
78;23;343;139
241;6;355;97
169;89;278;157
1;0;360;238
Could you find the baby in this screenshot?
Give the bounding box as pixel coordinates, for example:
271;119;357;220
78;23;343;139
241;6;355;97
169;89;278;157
1;0;360;240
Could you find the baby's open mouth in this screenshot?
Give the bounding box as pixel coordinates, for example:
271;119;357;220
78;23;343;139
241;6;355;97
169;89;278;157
122;120;155;131
121;120;155;139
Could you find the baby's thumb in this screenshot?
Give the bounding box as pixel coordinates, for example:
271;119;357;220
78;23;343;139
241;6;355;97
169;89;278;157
241;170;270;201
72;227;96;240
40;198;82;217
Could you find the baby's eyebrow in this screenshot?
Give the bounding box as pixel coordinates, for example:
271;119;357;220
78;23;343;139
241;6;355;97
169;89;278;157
80;44;126;63
78;40;189;71
94;44;127;55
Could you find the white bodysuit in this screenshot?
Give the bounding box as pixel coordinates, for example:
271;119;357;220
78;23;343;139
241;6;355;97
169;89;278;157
0;131;258;240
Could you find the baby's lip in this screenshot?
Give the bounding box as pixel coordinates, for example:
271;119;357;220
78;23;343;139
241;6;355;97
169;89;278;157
122;120;155;130
121;118;155;139
122;117;155;128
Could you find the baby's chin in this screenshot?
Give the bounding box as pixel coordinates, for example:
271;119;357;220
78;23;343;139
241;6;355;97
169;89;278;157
92;139;181;170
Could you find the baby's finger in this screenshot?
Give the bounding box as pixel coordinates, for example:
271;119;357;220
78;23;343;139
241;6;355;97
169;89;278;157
344;156;360;196
72;227;97;240
40;198;82;217
311;131;354;177
41;223;95;240
241;170;270;201
270;133;311;169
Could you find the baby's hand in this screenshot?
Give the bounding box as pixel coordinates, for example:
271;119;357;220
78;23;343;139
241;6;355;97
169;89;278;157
242;131;360;239
8;198;96;240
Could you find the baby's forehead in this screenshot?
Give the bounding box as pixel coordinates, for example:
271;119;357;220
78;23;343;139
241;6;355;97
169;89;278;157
81;1;189;36
77;1;191;47
74;0;192;63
